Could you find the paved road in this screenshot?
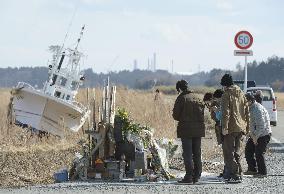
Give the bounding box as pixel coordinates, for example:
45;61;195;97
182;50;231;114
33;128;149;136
1;111;284;194
270;110;284;143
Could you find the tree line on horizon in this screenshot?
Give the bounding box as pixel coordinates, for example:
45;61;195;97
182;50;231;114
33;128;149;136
0;56;284;91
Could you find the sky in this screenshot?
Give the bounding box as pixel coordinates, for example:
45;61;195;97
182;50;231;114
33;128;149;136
0;0;284;74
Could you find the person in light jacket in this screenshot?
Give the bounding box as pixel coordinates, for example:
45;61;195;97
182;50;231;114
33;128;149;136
244;93;272;177
220;74;250;183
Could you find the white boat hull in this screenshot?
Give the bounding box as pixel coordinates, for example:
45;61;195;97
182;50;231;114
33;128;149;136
12;87;90;137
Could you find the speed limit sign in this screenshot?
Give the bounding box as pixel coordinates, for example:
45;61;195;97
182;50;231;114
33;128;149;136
234;30;253;93
234;31;253;49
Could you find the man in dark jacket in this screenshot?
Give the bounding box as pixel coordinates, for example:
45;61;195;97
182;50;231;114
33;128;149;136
173;80;205;183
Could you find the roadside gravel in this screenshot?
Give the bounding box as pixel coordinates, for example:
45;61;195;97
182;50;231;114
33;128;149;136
1;141;283;194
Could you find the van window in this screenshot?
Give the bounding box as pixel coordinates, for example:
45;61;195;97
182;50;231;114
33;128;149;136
261;90;273;101
234;80;256;90
247;89;273;101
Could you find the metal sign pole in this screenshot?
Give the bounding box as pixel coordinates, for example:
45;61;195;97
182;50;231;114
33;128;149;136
244;55;248;93
234;30;253;93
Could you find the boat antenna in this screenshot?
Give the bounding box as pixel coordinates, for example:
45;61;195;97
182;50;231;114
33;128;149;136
75;25;85;51
61;5;78;51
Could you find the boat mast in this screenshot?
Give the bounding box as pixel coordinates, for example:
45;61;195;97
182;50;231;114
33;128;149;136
75;25;85;51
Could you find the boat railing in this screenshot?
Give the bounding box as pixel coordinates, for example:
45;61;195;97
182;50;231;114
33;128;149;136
72;101;90;113
16;82;35;90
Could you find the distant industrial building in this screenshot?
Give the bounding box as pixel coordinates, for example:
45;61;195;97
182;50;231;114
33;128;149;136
146;52;157;72
153;52;156;72
133;59;138;70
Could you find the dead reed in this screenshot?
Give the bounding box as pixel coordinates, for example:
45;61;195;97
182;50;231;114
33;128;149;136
275;92;284;110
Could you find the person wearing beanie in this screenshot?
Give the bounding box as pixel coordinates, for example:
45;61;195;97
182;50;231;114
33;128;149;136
173;80;205;184
220;73;234;87
244;93;272;177
220;73;250;183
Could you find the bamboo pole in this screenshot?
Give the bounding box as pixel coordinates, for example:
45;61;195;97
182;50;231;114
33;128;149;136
110;86;116;125
92;88;96;130
102;86;106;123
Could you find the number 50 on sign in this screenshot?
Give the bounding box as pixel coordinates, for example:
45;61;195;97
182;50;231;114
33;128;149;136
234;31;253;50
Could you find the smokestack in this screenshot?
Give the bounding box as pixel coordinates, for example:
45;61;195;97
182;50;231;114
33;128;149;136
153;52;156;72
133;59;138;71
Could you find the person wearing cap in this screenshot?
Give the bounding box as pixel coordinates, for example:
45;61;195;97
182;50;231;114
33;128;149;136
220;73;250;183
173;80;205;184
244;93;272;177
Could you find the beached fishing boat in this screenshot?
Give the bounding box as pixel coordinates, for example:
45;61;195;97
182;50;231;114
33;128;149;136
11;26;90;137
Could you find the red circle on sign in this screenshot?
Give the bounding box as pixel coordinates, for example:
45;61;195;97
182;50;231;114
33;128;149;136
234;31;253;49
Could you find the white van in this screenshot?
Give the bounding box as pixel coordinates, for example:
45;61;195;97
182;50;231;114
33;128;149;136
247;87;277;126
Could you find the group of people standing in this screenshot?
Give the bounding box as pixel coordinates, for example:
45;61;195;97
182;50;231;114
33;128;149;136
172;74;272;184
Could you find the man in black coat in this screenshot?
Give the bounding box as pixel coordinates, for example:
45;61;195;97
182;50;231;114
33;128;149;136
173;80;205;183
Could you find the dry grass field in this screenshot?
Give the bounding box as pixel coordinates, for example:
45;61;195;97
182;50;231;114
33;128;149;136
0;87;216;187
1;87;280;187
77;87;179;139
275;92;284;110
